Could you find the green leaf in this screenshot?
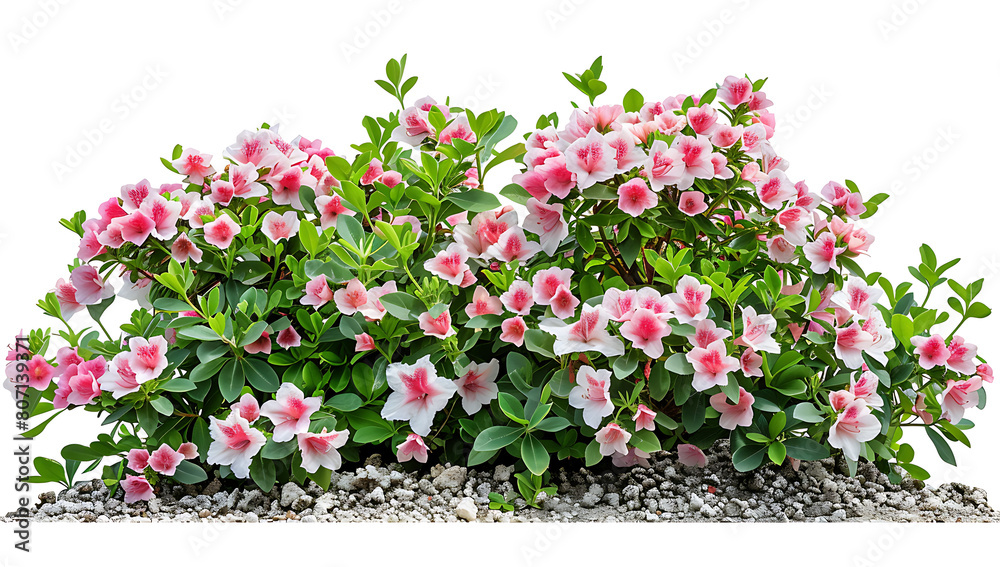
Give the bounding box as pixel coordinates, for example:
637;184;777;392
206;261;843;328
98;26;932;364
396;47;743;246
261;439;297;459
60;444;100;462
665;353;694;375
159;379;195;393
926;427;957;466
791;403;826;424
379;292;424;321
768;412;787;438
244;358;280;392
473;426;523;451
520;434;550;476
327;393;363;412
584;439;603;466
219;359;245;402
497;392;528;424
33;457;66;484
783;437;830;461
630;429;662;454
177;325;222;342
172;460;208;484
150;396;174;416
250;456;276;492
499;183;532;206
768;442;787;465
732;444;767;472
623;88;644;112
445;189;502;213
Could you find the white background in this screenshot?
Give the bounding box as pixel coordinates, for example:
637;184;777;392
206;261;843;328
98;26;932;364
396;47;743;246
1;0;998;564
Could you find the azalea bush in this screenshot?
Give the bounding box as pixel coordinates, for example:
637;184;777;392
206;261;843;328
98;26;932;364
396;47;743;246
8;56;995;506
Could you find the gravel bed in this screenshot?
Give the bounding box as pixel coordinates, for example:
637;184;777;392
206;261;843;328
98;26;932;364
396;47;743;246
10;442;998;523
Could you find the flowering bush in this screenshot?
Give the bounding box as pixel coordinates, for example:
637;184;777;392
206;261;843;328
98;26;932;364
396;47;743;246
8;56;994;505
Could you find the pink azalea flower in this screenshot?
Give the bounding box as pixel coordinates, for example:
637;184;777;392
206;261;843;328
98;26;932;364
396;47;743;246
719;75;753;106
532;268;574;306
54;347;83;376
912;392;934;424
182;197;215;229
360;158;385;185
830;276;882;320
633;404;657;432
170;233;203;263
740;348;763;378
821;181;850;206
620;308;671;358
122;475;153;504
139;194;182;240
333;278;369;315
177;442;199;460
148;444;184;476
740;124;768;158
68;265;113;306
56;358;106;408
595;423;631;456
455;359;500;414
97;352;141;399
940;377;983;423
602;288;637;322
710;387;755;430
977;364;994;384
486;227;541;263
300;275;333;309
911;334;949;370
112;211;156;246
439;114;476;145
203;215;240;250
829;390;855;412
673;135;715;186
314;194;355;230
835;323;875;369
754;170;796;210
604;130;647;173
453;208;519;259
525;155;578;200
276;326;301;349
382;170;403;188
687;104;718;135
617;178;658;217
243;331;271;355
945;336;979;375
267;158;316;209
231;393;260;423
677;444;707;468
424;243;471;285
260;383;322;443
261;211;300;243
774;206;810;247
500;280;534;315
465;286;503;318
172;148;215;185
568;366;614;428
564;129;617;189
207;411;266;479
120;179;153;211
297;428;350;474
540;304;625;358
500;317;528;346
229;162;268;199
765;235;796;264
354;332;375;352
524;198;569;255
418;308;456;339
711;124;744;148
22;355;55;390
668;275;712;324
127;449;149;472
127;336;169;383
612;447;652;468
549;285;581;319
738;306;780;353
689;319;731;349
654;111;687;135
803;232;844;275
381;355;457;436
359;281;397;321
850;371;883;408
396;433;429;463
828;399;881;461
687;339;740;392
677;190;709;216
643;140;685;191
78;220;107;261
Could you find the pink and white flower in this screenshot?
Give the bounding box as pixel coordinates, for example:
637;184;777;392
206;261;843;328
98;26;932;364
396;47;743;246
831;276;882;320
775;206;811;246
300;275;333;309
677;444;707;468
231;393;260;423
122;475;153;504
540;305;625;358
454;359;500;415
604;130;647;173
595;423;631;456
170;233;203;263
739;306;780;353
485;227;541;263
396;433;429;463
314;194;355;230
617;178;658;217
803;232;844;275
425;243;471;285
203;215;240;250
524;198;569;254
418;308;456;339
940;377;983;423
139;194;182;240
453;208;519;259
172;148;215;185
532;268;574;306
709;387;755;430
633;404;657;431
689;319;731;349
261;211;300;243
381;355;457;436
602;288;637;322
719;75;753;106
260;383;322;443
827;399;881;461
297;428;350;474
835;323;875;369
148;444;184;476
945;336;979;376
687;339;740;392
564;129;617;189
127;336;168;383
668;275;712;324
97;352;141;399
500;317;527;346
69;265;114;305
740;348;763;378
568;366;614;428
243;331;271;355
754;170;796;210
677;190;709;216
643;140;685;191
911;334;950;370
333;278;369;315
500;280;534;315
207;411;266;479
619;308;671;358
126;449;149;472
850;371;883;408
355;333;375;352
465;286;503;318
276;326;302;349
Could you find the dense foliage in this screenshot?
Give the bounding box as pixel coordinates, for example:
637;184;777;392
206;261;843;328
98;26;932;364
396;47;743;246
7;56;993;506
